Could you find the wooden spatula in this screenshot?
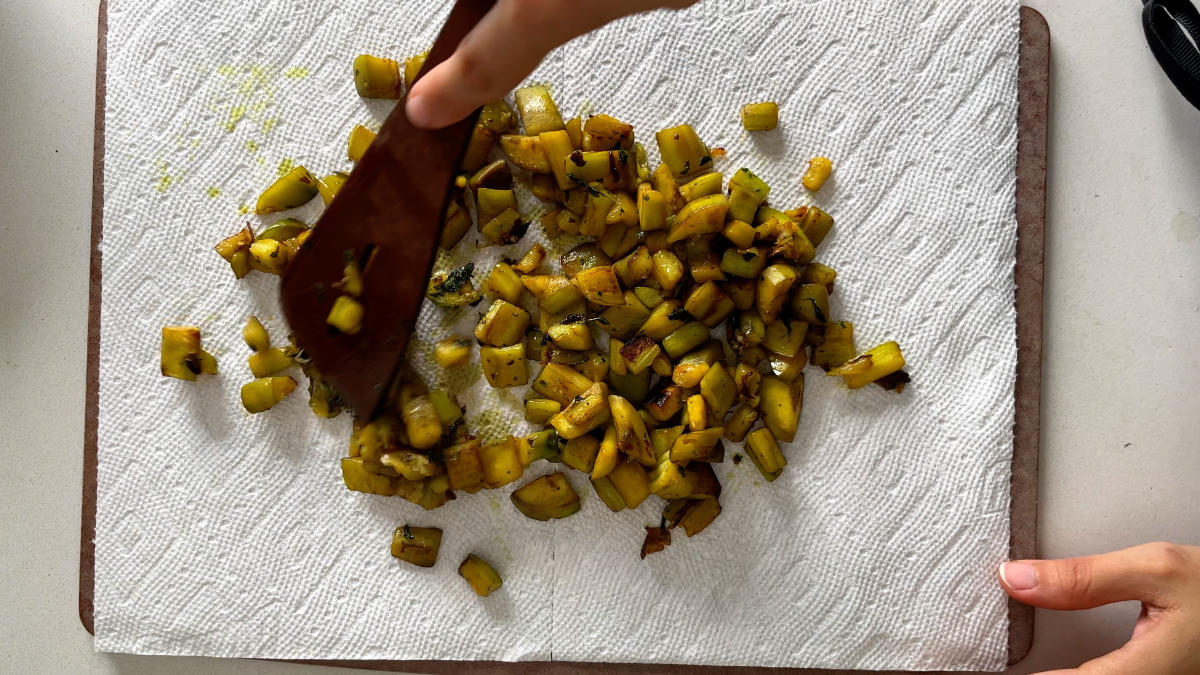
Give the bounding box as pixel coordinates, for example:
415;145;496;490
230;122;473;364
281;0;495;420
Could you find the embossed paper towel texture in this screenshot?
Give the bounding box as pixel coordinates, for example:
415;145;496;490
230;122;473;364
94;0;1019;669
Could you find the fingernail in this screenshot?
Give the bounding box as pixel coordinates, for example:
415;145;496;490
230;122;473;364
1000;562;1037;590
406;92;436;129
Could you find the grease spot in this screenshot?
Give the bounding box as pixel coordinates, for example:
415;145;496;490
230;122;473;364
152;158;179;193
226;105;246;132
1170;210;1199;243
210;64;279;133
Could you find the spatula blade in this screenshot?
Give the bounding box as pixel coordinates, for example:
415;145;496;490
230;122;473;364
280;0;495;420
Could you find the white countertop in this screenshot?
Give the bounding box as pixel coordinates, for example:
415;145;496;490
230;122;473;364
1;1;1197;673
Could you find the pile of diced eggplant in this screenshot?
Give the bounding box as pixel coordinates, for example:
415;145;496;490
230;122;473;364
166;52;909;575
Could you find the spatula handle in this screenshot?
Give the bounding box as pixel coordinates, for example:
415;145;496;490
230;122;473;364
279;0;498;420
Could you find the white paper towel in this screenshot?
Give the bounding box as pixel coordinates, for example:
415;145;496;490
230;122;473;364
94;0;1020;670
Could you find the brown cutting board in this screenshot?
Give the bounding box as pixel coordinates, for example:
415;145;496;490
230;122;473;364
79;4;1049;672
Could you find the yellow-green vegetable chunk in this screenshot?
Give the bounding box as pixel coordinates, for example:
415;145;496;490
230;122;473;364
741;102;779;131
353;54;402;99
255;166;317;214
391;525;442;567
459;554;503;596
161;326;217;381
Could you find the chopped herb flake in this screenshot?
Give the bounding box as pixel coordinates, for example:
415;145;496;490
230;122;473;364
432;262;475;295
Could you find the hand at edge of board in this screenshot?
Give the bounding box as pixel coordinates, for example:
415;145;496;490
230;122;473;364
406;0;698;129
999;542;1200;674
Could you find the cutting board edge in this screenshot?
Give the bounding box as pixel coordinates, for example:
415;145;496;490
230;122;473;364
79;0;108;638
1005;4;1050;669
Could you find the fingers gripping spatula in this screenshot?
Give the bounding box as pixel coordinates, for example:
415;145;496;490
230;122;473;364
281;0;495;420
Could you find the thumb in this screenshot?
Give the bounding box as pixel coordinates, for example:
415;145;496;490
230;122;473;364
998;542;1185;611
406;0;547;129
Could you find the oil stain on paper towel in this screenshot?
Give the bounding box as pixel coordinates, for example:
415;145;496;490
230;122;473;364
150;130;205;194
205;64;297;172
153;159;178;193
211;64;282;135
147;63;299;196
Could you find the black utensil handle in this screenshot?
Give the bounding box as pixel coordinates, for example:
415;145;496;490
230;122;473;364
1143;0;1200;110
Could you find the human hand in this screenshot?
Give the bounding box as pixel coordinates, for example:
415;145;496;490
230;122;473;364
999;542;1200;674
406;0;696;129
